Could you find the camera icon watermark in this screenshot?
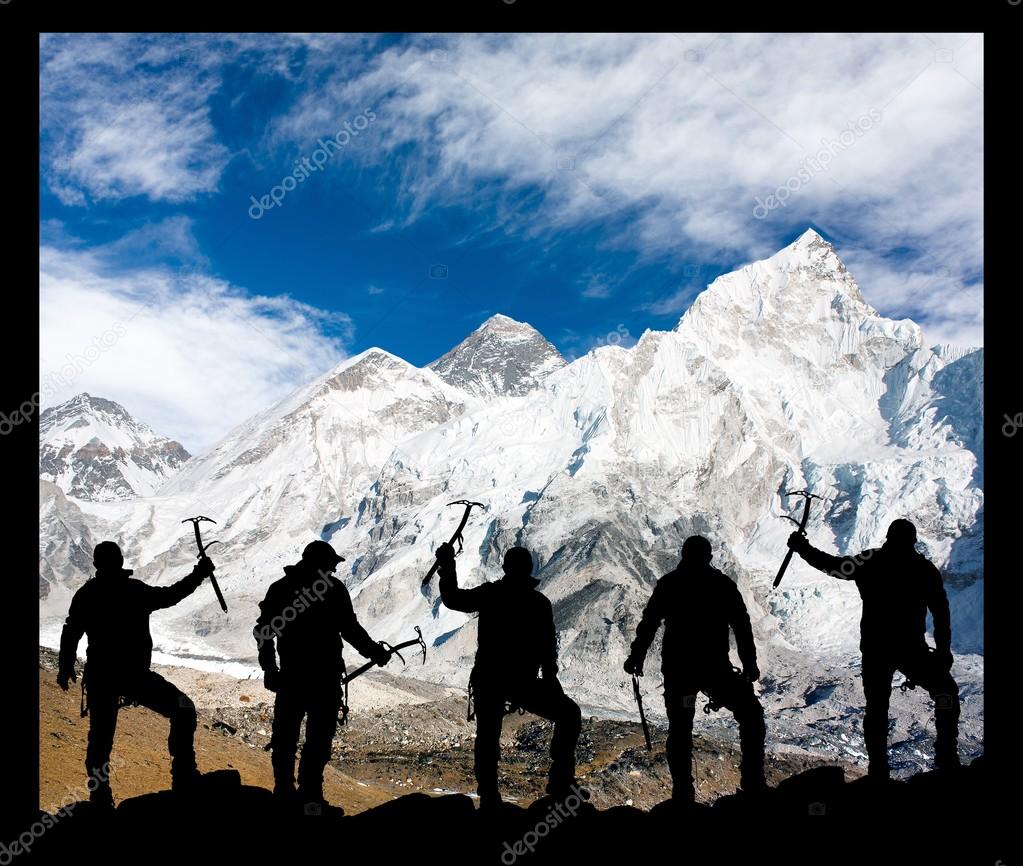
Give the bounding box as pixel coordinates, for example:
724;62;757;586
934;693;956;710
934;48;954;63
808;801;826;816
429;264;449;279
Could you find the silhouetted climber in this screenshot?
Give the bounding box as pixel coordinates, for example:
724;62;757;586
787;518;960;779
254;539;391;810
624;535;766;802
57;541;216;809
435;542;582;812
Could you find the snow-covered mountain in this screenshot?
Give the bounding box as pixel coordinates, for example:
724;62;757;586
40;393;190;500
428;313;566;397
39;230;984;771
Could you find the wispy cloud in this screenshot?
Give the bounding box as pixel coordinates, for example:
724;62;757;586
40;34;233;205
98;216;210;269
39;236;352;451
578;272;614;299
269;33;982;344
640;285;701;318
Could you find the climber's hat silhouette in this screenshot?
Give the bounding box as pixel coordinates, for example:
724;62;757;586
302;539;346;569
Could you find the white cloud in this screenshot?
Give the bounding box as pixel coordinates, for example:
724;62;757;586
39;32;374;205
271;33;983;345
54;101;229;204
579;274;613;299
41;34;230;204
39;243;351;452
98;216;210;268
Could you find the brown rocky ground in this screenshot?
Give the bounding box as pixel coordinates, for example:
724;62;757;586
40;648;861;813
39;650;392;814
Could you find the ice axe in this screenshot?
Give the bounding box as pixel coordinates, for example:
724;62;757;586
336;627;427;729
420;500;486;588
772;489;825;589
181;516;228;612
263;628;429;747
342;626;428;687
632;674;653;752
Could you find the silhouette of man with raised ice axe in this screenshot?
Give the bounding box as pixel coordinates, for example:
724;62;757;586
435;541;584;813
786;518;960;779
625;535;766;803
254;539;392;812
57;540;217;809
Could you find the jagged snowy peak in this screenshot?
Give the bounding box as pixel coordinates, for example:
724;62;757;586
428;313;566;398
667;231;948;461
40;393;190;501
677;229;919;375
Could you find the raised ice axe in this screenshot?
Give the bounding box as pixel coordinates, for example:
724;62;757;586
420;499;486;589
182;515;228;612
772;489;825;589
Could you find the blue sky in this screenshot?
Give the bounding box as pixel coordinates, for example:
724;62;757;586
39;33;984;451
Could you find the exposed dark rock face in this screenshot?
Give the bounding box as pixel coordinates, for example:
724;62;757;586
429;314;566;398
40;393;190;501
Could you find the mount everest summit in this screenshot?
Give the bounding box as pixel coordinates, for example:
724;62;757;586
427;313;567;397
38;229;984;771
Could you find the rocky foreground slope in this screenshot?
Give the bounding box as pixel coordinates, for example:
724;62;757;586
34;650;1001;864
32;692;999;862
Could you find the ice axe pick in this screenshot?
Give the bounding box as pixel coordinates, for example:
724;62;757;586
181;515;228;612
772;490;824;590
420;500;486;588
